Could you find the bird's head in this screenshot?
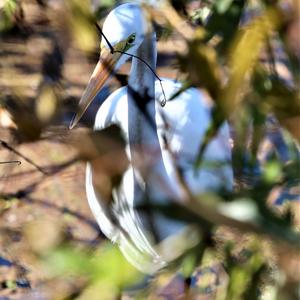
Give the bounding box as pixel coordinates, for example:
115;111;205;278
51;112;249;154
70;3;148;129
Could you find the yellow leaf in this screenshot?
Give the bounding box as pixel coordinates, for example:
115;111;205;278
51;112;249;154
35;85;58;123
221;8;282;115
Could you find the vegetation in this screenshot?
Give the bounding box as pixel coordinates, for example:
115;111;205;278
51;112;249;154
0;0;299;299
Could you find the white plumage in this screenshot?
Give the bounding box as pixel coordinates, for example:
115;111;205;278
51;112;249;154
71;3;233;273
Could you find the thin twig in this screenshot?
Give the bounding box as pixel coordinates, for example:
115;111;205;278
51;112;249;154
94;22;167;107
115;50;167;107
0;160;21;165
266;36;279;78
0;140;47;175
0;157;79;201
158;111;299;249
95;23;114;54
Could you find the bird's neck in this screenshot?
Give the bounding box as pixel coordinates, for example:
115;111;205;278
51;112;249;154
128;32;156;97
126;30;159;203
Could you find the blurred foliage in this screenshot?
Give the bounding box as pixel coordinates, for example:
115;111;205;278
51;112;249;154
0;0;300;299
0;0;19;32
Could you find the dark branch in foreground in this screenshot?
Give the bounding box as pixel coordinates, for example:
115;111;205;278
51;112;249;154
0;139;46;174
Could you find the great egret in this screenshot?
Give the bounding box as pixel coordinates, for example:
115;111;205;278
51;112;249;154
70;3;233;274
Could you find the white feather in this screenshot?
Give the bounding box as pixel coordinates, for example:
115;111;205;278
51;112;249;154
85;3;233;273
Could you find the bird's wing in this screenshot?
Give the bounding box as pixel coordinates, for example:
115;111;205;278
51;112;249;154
155;79;233;193
87;87;168;273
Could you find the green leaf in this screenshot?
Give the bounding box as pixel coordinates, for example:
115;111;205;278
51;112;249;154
0;0;17;31
220;8;282;116
5;280;17;289
263;161;282;183
215;0;235;14
218;199;259;222
45;243;139;289
92;244;139;288
205;0;247;53
177;41;221;99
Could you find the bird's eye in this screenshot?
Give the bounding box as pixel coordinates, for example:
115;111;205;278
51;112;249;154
127;33;136;44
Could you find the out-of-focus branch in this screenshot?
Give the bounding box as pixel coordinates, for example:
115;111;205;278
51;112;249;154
0;139;46;174
147;2;195;41
161;120;299;250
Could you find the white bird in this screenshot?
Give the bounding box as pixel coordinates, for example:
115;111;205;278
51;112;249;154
70;3;233;274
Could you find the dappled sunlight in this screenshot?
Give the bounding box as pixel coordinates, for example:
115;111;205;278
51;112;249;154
0;0;299;299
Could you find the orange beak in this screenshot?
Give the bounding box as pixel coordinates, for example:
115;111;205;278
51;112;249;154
69;48;121;129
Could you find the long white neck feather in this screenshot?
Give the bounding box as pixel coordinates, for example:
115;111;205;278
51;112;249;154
128;31;157;96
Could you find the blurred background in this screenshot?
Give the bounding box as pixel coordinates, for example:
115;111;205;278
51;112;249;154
0;0;299;299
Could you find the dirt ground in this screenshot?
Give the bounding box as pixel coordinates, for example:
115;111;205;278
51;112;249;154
0;1;187;298
1;1;299;299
